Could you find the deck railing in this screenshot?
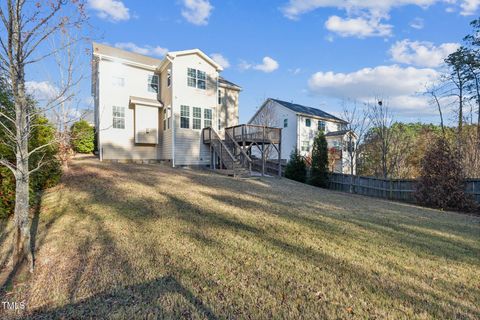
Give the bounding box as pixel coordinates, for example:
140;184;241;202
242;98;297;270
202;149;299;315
225;124;281;144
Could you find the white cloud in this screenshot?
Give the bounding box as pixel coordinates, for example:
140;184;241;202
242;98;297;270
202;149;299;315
460;0;480;15
389;39;460;68
289;68;302;75
88;0;130;21
240;57;279;73
181;0;213;25
281;0;480;37
210;53;230;69
114;42;168;57
410;17;425;29
325;15;392;38
308;65;440;115
26;81;58;101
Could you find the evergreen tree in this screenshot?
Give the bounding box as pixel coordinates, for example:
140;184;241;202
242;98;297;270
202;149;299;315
285;149;306;183
71;120;95;153
310;131;329;187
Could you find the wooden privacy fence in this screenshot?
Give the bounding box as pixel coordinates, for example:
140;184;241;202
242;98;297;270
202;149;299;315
328;173;480;204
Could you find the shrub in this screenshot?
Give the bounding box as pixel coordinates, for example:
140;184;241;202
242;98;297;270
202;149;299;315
71;120;94;153
309;131;329;188
0;116;62;219
285;149;307;183
415;137;478;213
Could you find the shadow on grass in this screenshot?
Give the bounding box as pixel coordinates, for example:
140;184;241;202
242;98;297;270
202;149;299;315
11;156;479;319
21;276;218;320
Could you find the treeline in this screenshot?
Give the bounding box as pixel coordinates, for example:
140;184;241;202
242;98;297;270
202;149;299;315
358;123;479;179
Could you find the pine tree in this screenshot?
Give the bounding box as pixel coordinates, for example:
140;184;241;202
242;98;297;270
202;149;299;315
310;131;329;188
285;149;307;183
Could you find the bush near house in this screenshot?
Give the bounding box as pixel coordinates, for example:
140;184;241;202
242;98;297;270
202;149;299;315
71;120;94;153
284;149;307;183
0;117;61;219
415;136;478;213
309;131;329;188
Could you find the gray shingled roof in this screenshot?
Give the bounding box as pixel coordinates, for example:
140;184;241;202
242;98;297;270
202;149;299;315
270;98;347;123
219;77;241;89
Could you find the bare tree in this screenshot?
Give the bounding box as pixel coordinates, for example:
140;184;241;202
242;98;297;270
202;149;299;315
341;100;370;192
0;1;86;270
50;31;87;169
367;99;394;179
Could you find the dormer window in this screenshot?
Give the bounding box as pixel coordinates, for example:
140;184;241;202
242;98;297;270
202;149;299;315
187;68;206;90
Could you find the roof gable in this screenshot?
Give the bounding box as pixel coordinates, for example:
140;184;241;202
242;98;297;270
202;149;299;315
270;98;347;123
167;49;223;71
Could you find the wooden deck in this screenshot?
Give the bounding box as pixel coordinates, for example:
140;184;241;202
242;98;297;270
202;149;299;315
202;124;283;177
202;124;281;145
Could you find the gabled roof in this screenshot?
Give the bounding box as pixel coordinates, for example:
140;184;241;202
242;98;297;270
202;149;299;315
219;77;241;90
167;49;223;71
92;42;162;67
270;98;347;123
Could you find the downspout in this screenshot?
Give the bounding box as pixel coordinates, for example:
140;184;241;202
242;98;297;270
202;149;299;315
171;67;175;167
97;58;103;161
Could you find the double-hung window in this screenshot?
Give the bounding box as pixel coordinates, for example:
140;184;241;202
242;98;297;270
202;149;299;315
204;109;212;128
148;75;159;93
318;120;325;132
305;118;311;127
167;69;171;87
193;107;202;130
187;68;206;90
180;105;190;129
112;76;125;87
301;141;310;152
112;106;125;129
218;90;222;104
284;118;288;128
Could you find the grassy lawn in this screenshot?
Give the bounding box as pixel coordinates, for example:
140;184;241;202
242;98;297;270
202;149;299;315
0;156;479;319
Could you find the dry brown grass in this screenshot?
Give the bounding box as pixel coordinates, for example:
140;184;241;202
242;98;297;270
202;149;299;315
0;156;479;319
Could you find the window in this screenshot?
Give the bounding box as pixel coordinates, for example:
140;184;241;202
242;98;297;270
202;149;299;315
187;68;196;87
167;69;171;87
187;68;206;90
318;120;326;132
193;107;202;130
148;75;159;93
218;118;221;130
301;141;309;152
112;106;125;129
218;90;222;104
204;109;212;128
284;118;288;128
305;118;311;127
180;105;190;129
112;76;125;87
197;70;206;89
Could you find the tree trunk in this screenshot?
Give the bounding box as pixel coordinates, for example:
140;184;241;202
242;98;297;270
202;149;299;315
13;170;32;270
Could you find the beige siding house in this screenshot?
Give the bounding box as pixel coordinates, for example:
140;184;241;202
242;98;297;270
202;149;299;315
92;43;241;166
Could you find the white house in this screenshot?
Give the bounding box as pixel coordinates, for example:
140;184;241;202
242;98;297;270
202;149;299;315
91;42;241;166
249;98;355;174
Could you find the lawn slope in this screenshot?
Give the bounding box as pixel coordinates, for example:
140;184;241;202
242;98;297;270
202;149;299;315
0;157;479;319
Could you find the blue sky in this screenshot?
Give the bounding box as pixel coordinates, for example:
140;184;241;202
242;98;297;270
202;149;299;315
28;0;480;124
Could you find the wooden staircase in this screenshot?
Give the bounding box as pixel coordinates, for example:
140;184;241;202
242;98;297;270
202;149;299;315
203;124;282;178
203;127;252;178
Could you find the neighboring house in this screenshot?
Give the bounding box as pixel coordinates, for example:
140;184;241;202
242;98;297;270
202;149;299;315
249;98;356;174
91;42;241;166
